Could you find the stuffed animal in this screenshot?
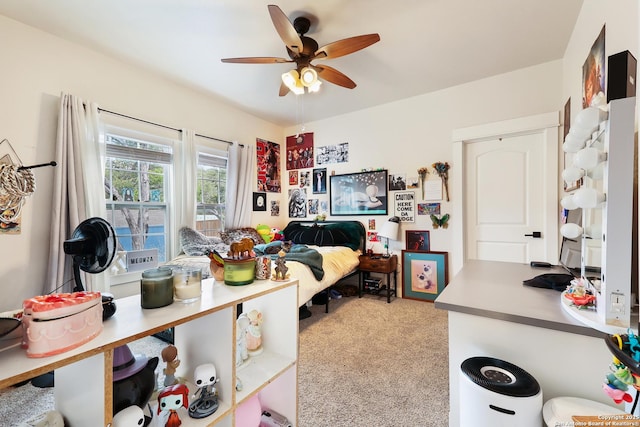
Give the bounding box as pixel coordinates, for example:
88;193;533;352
271;228;284;241
256;224;272;243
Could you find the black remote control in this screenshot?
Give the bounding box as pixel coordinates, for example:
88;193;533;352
530;261;553;268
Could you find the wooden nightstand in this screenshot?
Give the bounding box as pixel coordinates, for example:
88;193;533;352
358;254;398;303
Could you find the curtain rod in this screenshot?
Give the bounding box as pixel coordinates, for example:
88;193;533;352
98;108;240;146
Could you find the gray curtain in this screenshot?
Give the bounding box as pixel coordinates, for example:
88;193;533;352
46;93;105;294
224;142;254;229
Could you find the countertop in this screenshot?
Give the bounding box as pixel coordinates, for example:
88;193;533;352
434;259;607;339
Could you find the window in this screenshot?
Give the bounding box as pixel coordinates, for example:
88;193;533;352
196;150;227;237
104;134;173;264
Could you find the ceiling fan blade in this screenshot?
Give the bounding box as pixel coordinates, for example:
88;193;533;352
268;4;303;56
313;64;357;89
279;81;290;97
221;57;292;64
314;33;381;60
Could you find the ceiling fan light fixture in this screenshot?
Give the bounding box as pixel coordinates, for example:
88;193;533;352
282;70;304;95
307;80;322;93
300;67;318;87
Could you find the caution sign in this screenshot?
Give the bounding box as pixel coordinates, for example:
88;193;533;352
394;191;415;223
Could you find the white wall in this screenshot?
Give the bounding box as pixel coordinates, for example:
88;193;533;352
284;61;564;275
0;15;282;311
282;0;638;279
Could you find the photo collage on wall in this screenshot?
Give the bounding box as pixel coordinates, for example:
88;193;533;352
283;132;347;219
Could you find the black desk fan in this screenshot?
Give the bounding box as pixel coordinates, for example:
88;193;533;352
63;217;118;320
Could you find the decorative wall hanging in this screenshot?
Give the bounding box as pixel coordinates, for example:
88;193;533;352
402;250;448;302
288;188;307;218
252;192;266;211
417;167;429;199
582;25;606;108
256;138;281;193
316;142;349;165
313;168;327;194
430;213;450;229
329;170;388;216
389;174;407;191
270;200;280;216
393;191;415;222
432;162;451;201
417;203;440;216
286;132;314;170
405;230;430;251
0;139;56;234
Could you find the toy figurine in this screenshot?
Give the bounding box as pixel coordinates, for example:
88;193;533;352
157;383;189;427
236;313;250;368
246;309;263;356
188;363;220;419
161;344;181;387
273;250;288;280
112;405;145;427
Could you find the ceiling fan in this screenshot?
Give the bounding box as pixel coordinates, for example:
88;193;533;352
221;4;380;96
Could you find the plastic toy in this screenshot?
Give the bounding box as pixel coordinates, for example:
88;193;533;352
273;250;289;280
112;406;145;427
236;313;250;368
602;383;633;404
188;363;220;419
157;383;189;427
624;329;640;362
246;309;264;356
161;344;181;387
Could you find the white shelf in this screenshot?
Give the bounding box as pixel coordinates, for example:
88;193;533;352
0;277;299;426
560;291;638;335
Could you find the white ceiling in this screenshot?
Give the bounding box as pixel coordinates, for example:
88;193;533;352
0;0;583;127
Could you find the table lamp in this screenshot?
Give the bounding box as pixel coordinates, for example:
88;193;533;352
378;216;400;258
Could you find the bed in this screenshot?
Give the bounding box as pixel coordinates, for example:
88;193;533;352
168;221;365;310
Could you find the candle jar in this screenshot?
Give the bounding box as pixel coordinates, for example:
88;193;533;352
174;267;202;303
141;267;174;309
254;256;272;280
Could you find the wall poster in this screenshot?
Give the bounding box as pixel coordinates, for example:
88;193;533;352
286;132;314;170
256;138;281;193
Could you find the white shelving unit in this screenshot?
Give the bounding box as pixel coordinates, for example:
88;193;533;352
0;278;299;426
561;97;636;332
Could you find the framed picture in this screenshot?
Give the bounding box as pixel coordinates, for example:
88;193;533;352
329;170;388;216
402;250;448;302
313;168;327;194
405;230;430;251
253;192;266;211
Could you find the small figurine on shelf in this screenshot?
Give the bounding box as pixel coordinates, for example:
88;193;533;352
112;406;145;427
188;363;220;419
246;309;264;356
157;383;189;427
161;344;181;387
207;249;225;281
273;249;289;280
236;313;250;368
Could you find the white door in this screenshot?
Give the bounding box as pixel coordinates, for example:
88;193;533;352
452;112;559;271
465;133;545;262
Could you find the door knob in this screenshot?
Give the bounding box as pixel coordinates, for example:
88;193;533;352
524;232;542;238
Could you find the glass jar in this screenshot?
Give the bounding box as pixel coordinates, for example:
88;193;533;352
174;267;202;303
140;267;174;309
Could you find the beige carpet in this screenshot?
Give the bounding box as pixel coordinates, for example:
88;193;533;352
299;295;450;426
